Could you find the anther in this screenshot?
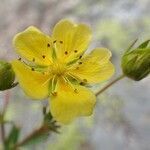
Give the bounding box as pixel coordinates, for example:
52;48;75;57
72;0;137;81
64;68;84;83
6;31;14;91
18;58;21;61
60;41;63;44
74;89;78;93
80;79;87;85
52;92;57;96
31;68;35;71
53;40;57;43
80;82;84;85
79;82;84;85
65;51;68;55
79;62;82;65
32;58;35;62
83;79;87;82
42;55;46;59
47;43;50;47
79;55;82;59
74;50;78;53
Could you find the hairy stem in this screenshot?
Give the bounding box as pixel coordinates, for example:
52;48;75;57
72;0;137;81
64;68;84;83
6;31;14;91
96;74;125;96
1;91;10;144
14;125;49;148
14;120;60;150
0;124;5;144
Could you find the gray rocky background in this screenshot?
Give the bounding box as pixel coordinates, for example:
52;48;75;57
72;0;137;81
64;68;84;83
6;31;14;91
0;0;150;150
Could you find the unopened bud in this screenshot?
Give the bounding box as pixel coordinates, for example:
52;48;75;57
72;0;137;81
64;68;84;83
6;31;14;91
121;40;150;81
0;60;15;90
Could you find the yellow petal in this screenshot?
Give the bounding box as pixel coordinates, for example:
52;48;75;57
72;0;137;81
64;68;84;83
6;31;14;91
12;60;51;99
13;26;53;66
52;19;92;62
49;79;96;124
69;48;115;83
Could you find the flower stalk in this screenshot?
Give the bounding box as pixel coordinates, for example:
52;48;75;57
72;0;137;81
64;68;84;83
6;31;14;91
0;91;10;146
96;74;125;96
14;125;50;148
1;123;5;144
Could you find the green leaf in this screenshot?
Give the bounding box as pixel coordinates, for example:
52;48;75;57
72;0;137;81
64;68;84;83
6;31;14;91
4;125;20;150
44;112;53;124
43;111;60;133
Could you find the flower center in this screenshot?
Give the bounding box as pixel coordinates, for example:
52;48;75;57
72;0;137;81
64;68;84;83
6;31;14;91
50;62;66;77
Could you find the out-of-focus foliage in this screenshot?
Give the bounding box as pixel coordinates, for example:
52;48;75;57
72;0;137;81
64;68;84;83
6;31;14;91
4;125;20;150
48;124;84;150
96;20;129;52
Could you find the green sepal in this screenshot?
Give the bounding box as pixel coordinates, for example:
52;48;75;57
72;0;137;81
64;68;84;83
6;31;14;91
138;40;150;49
122;40;150;81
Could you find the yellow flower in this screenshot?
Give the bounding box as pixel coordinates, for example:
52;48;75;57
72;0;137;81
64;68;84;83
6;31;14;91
11;19;114;124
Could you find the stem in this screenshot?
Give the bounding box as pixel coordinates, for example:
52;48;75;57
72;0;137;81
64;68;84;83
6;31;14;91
14;125;49;149
1;124;5;143
0;91;10;144
3;91;10;114
96;74;125;96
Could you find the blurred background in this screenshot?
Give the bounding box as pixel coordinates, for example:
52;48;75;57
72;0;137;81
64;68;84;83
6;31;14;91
0;0;150;149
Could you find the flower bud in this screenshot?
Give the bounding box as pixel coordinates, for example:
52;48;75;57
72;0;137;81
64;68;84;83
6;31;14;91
0;60;15;90
121;40;150;81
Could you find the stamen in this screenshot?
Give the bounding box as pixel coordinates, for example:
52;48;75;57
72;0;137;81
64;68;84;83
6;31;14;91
65;51;68;55
60;41;63;44
42;55;46;59
31;68;35;71
74;89;78;93
80;82;84;85
23;61;28;66
78;62;82;65
47;43;50;47
67;73;79;82
74;50;78;53
51;75;57;92
83;79;87;82
42;77;52;86
80;79;87;85
63;76;78;93
51;92;57;96
18;58;21;61
79;55;82;59
53;40;57;44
